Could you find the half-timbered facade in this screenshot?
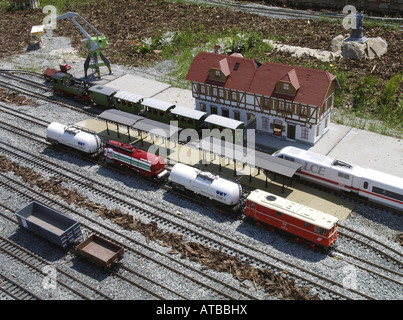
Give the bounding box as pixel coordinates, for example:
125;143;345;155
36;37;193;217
186;52;339;145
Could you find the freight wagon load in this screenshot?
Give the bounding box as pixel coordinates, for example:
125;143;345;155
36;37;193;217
46;122;102;155
15;201;82;248
169;163;242;209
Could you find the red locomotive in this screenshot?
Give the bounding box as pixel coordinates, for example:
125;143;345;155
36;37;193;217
104;140;168;179
245;189;339;250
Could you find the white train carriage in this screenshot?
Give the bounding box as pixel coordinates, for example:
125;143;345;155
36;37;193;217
46;122;102;155
274;146;403;211
358;168;403;211
169;163;242;210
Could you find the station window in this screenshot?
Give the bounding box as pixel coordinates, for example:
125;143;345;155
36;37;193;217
304;222;312;229
200;103;206;112
283;83;289;91
301;126;309;140
233;111;240;121
262;117;269;130
221;109;229;118
211;106;218;114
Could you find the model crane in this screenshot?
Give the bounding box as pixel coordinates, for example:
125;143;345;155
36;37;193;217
57;12;112;79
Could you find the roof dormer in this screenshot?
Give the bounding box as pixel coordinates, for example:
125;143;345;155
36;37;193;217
208;58;230;83
275;69;300;96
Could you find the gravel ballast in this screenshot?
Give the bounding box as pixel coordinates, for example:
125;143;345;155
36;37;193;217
0;35;402;301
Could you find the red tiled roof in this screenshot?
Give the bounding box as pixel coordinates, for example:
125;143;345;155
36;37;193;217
186;52;258;92
280;69;300;90
186;52;337;107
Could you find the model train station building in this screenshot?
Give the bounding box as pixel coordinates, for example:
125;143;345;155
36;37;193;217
186;51;339;145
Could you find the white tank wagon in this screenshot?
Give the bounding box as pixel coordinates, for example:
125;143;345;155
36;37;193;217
169;163;242;210
274;146;403;212
46;122;102;155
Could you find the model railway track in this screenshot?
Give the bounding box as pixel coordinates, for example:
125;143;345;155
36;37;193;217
0;77;94;117
1;72;401;215
332;226;403;286
0;141;379;300
0;273;42;300
194;0;403;27
0;101;400;299
0;70;51;92
0;104;50;128
0;234;114;300
338;225;403;266
0;179;257;300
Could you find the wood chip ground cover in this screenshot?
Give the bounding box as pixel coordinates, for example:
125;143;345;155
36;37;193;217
0;1;401;121
0;154;319;299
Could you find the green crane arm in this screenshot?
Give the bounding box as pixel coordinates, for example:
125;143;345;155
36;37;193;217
56;12;106;52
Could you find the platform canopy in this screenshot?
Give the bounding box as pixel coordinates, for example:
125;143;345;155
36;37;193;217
97;109;181;140
134;118;181;140
98;109;143;127
195;137;301;178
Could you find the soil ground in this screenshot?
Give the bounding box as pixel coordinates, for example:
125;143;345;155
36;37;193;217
0;0;401;112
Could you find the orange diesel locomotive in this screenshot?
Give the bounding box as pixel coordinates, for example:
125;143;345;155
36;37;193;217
245;189;339;250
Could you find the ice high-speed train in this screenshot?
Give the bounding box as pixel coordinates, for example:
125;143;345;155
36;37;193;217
274;147;403;212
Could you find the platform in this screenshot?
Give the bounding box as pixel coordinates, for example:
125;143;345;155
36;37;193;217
106;74;171;98
75;118;354;221
71;71;403;221
90;72;403;179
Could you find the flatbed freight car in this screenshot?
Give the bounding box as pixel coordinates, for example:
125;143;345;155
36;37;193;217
15;201;82;248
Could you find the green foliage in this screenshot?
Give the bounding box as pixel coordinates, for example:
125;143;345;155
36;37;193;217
39;0;98;12
353;74;380;117
0;0;16;11
378;73;403;125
